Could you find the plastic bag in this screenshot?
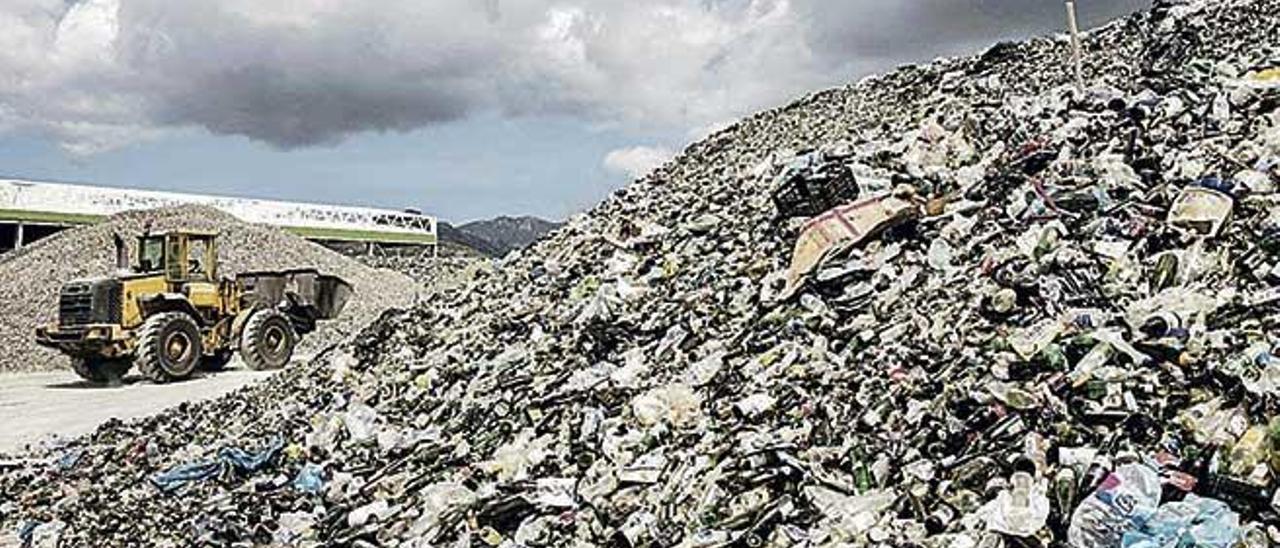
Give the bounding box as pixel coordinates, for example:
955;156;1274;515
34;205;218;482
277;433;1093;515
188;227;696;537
1068;463;1162;547
1120;495;1240;548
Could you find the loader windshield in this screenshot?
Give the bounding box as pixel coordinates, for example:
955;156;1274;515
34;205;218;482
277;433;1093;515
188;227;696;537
138;236;164;273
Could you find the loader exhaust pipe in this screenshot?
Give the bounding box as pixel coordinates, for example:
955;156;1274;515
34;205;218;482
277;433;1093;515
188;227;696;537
113;233;128;271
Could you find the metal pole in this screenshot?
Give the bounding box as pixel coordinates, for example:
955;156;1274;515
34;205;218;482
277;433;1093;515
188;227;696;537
15;222;24;250
431;220;439;260
1065;0;1084;92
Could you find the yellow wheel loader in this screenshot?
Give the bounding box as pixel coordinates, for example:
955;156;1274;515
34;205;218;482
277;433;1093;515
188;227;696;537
35;230;352;384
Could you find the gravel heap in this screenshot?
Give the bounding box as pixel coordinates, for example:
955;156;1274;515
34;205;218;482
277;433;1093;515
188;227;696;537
0;205;419;373
355;254;486;292
5;0;1280;546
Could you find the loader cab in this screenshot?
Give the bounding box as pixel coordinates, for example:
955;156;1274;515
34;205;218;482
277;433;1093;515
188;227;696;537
136;231;218;283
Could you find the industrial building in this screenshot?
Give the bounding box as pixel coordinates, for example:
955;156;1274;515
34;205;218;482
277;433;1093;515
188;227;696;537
0;179;436;253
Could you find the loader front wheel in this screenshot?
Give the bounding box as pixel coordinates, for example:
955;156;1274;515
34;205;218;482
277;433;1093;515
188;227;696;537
71;358;131;385
136;312;202;383
240;309;296;371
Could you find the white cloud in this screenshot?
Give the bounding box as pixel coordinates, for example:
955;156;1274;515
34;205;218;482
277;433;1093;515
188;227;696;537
0;0;1150;154
603;146;677;179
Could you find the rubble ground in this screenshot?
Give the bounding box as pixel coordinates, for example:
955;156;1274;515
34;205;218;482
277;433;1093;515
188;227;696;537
5;0;1280;546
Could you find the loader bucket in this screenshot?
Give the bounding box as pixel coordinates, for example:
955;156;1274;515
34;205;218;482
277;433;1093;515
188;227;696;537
314;274;354;320
238;269;353;320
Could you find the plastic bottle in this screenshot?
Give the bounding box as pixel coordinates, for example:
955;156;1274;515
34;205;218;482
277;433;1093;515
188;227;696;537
987;471;1050;537
1268;416;1280;474
1067;463;1161;547
1023;433;1049;473
1228;425;1269;477
1053;467;1078;526
1070;342;1115;384
849;443;874;493
1239;523;1270;548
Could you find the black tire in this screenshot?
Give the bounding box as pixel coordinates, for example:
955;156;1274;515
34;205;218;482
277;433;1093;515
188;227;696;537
71;358;131;385
200;349;234;371
240;309;297;371
136;311;203;383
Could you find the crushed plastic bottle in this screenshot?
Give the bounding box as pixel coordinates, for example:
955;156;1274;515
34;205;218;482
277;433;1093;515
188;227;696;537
1269;417;1280;474
1228;425;1270;478
630;383;702;428
273;512;317;546
1238;522;1271;548
341;403;380;443
985;471;1050;537
292;463;324;494
1178;399;1246;447
1067;463;1162;547
1168;186;1234;237
988;382;1041;411
805;486;896;541
409;482;476;539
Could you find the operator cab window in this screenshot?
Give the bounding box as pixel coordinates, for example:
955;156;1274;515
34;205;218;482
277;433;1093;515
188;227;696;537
188;240;210;281
138;237;164;273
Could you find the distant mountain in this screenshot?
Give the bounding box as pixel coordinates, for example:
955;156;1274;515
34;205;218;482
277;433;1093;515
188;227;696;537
437;215;563;257
460;216;562;255
436;222;501;257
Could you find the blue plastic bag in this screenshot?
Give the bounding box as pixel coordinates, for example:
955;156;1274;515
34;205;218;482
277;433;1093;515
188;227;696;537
1121;495;1240;548
150;437;284;492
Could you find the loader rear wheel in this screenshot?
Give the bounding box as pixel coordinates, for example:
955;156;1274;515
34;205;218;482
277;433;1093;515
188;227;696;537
136;311;202;383
240;309;296;371
71;358;131;385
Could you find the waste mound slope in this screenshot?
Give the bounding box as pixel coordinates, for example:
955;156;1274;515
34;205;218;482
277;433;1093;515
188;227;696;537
4;1;1280;545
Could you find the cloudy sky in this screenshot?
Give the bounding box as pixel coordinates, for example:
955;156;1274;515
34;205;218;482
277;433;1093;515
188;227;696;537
0;0;1148;222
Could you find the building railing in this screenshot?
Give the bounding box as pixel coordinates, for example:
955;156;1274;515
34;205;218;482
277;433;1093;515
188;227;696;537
0;179;436;245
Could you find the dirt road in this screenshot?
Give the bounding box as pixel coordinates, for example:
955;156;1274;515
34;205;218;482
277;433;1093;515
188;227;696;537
0;361;280;455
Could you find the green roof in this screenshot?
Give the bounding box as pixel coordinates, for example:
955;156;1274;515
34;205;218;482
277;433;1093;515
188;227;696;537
284;225;438;245
0;208;104;225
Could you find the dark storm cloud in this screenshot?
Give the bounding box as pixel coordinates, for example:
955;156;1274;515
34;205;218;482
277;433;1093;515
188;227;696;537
116;0;513;147
0;0;1152;153
800;0;1150;64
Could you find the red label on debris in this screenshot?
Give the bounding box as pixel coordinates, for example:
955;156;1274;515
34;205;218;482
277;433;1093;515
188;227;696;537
1162;471;1197;492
